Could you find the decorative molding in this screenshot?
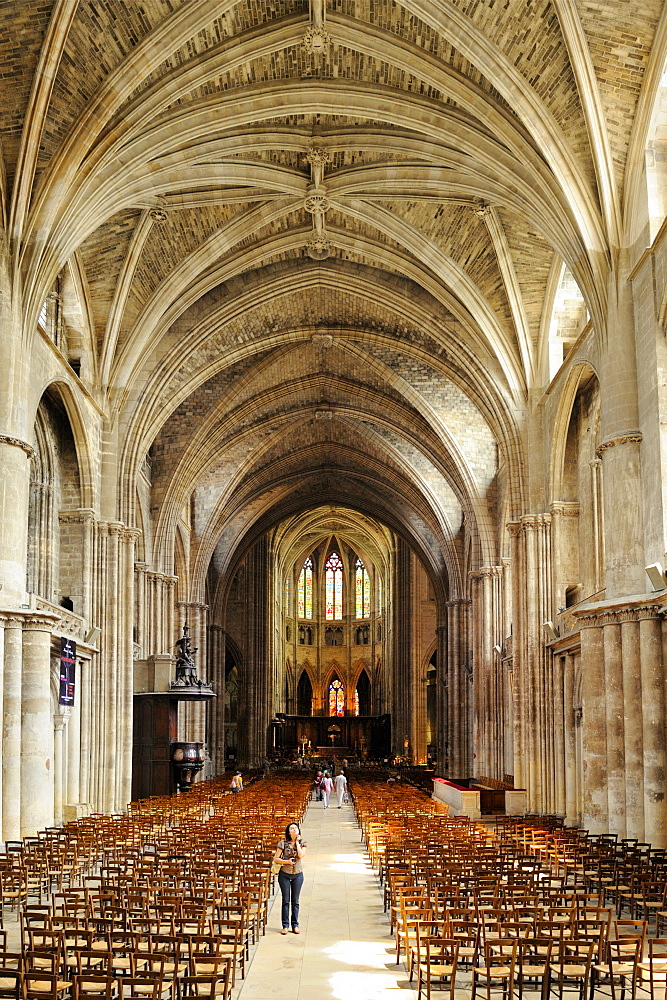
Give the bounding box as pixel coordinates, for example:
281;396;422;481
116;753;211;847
304;188;330;215
305;236;332;260
550;501;580;517
576;604;665;627
149;208;167;223
596;433;642;457
311;333;333;348
58;508;96;525
0;434;34;459
521;513;552;530
303;23;329;54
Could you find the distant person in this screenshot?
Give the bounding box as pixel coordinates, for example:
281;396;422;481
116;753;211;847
314;769;323;801
321;770;333;808
230;771;243;793
334;770;347;808
261;757;270;777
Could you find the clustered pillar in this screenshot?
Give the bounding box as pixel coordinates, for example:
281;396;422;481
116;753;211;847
574;601;667;847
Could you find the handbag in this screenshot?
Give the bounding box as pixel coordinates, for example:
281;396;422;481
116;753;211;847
272;840;286;876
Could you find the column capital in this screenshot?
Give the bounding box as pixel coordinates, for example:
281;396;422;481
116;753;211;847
549;501;580;518
58;508;96;525
521;512;552;530
21;611;61;632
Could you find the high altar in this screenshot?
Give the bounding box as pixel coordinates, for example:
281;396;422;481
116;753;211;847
270;714;391;758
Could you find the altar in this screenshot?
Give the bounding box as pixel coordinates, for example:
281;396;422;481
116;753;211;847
270;714;391;759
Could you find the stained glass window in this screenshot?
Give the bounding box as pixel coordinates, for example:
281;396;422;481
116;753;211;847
284;576;290;613
353;688;359;716
378;575;383;609
325;551;343;620
329;678;344;716
355;558;371;618
298;558;313;619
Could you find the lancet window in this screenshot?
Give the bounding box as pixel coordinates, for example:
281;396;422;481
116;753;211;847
355;558;370;618
298;557;313;619
325;551;343;620
329;677;344;716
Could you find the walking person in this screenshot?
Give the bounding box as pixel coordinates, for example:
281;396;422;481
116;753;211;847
273;822;307;934
321;770;333;808
314;769;323;801
334;769;347;808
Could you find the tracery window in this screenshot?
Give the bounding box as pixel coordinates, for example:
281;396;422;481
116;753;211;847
355;558;371;618
329;678;344;716
325;551;343;620
298;557;313;619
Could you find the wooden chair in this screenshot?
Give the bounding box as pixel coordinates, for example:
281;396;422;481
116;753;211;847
592;937;642;1000
23;973;70;1000
0;969;25;1000
638;938;667;1000
416;937;459;1000
515;937;552;1000
547;939;594;1000
472;938;517;1000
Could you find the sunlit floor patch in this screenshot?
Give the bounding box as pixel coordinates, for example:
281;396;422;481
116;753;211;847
328;971;418;1000
323;940;395;969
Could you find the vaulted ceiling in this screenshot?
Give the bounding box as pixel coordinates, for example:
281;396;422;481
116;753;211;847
3;0;663;597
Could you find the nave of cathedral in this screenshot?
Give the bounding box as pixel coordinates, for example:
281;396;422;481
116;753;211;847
2;0;667;849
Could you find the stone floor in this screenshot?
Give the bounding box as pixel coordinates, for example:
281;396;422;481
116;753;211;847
236;797;419;1000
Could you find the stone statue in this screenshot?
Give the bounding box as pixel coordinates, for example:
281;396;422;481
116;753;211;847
174;624;201;686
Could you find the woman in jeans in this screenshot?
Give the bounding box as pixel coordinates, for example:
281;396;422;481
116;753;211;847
273;821;307;934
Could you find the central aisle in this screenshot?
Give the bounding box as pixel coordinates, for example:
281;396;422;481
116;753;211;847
236;795;418;1000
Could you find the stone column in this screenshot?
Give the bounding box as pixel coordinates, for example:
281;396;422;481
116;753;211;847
53;714;66;826
640;614;667;847
604;623;626;837
507;522;526;790
621;620;644;839
392;539;412;758
240;536;270;767
0;617;20;839
435;624;447;775
66;656;81;806
563;651;577;825
119;529;140;811
446;598;471;777
552;652;566;817
103;523;122;813
598;435;644;598
208;624;226;774
21;613;59;836
471;568;505;780
508;515;553;811
580;622;608;833
0;438;33;605
79;643;93;809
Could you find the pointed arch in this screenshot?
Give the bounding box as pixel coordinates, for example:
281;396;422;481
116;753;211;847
296;667;313;717
354;665;372;717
